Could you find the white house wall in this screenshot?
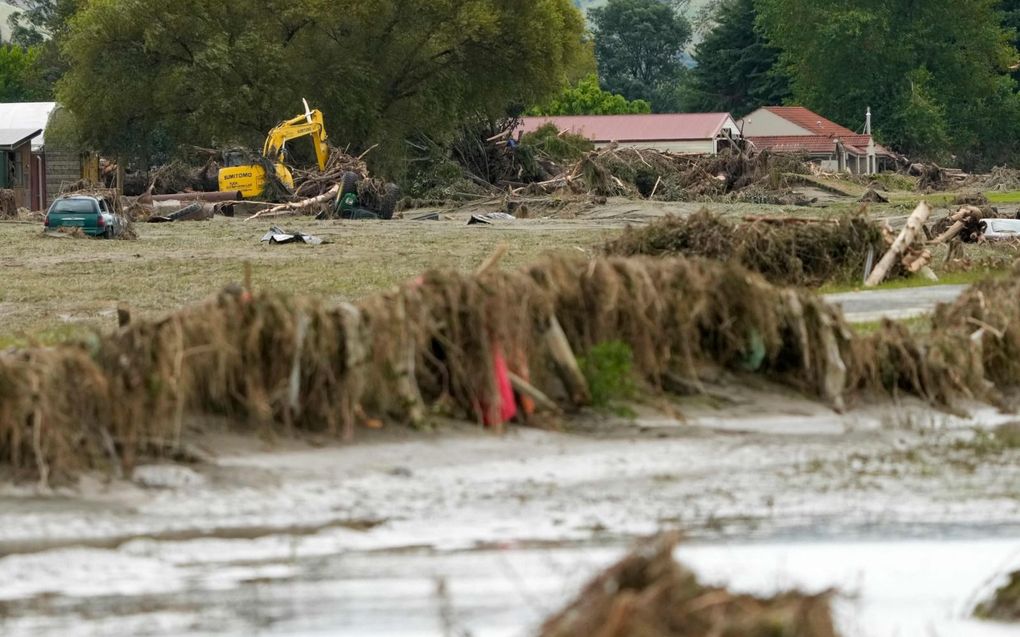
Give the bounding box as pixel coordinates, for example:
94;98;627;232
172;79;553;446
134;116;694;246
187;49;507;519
719;117;741;137
738;109;811;136
594;140;716;154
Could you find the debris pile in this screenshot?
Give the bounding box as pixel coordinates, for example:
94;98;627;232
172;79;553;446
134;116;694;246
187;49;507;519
951;192;990;207
981;166;1020;192
291;147;369;199
908;162;970;191
523;147;796;203
0;189;16;219
539;534;839;637
247;147;401;221
3;254;1019;481
602;210;888;287
858;187;889;203
930;205;998;244
0;255;854;480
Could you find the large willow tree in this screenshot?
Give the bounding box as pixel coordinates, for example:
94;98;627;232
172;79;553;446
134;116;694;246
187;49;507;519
59;0;590;169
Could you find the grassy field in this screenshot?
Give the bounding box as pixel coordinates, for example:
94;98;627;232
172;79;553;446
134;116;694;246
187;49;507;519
1;214;616;347
4;189;1016;347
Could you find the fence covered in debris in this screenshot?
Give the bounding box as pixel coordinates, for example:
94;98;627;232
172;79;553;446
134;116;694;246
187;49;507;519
1;255;1018;482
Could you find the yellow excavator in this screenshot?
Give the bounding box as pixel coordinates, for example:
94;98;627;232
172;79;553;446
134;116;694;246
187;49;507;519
218;100;329;198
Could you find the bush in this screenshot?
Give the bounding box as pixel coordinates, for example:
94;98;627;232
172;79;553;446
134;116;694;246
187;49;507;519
521;123;595;164
579;341;637;408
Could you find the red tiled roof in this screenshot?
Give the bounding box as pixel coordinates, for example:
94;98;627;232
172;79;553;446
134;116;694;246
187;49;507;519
749;135;893;157
763;106;859;137
519;113;735;143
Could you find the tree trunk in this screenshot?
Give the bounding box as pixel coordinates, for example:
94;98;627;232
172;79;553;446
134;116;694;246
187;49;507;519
865;201;931;287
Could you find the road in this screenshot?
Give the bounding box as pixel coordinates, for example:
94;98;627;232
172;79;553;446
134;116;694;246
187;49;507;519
824;284;969;322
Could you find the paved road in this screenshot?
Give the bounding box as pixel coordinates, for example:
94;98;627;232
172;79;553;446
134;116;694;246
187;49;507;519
824;284;969;323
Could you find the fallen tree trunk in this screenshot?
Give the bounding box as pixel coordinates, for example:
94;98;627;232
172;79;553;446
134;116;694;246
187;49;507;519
865;201;931;287
545;316;591;407
244;184;340;221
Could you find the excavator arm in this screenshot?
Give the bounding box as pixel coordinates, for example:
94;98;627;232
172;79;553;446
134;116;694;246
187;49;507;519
219;102;331;199
262;108;330;172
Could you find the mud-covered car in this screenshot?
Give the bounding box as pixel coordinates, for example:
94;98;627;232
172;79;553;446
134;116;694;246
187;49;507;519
43;195;125;238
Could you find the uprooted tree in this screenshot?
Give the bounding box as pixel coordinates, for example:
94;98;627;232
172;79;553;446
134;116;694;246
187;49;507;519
58;0;592;173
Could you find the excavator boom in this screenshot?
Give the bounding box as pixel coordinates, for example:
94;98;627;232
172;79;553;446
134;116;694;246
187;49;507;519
219;105;330;198
262;109;330;172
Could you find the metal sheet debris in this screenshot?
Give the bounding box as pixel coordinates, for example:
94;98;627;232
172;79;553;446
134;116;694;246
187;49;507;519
468;212;515;225
260;226;327;245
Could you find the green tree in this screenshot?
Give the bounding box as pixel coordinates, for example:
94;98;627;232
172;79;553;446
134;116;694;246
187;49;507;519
1001;0;1020;84
8;0;81;94
0;45;48;101
58;0;590;170
589;0;692;111
685;0;789;117
757;0;1020;167
531;74;652;115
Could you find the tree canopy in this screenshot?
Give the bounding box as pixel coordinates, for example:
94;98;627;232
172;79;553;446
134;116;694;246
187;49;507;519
59;0;590;170
0;45;49;101
684;0;789;117
530;74;652;115
757;0;1020;167
8;0;80;93
589;0;692;111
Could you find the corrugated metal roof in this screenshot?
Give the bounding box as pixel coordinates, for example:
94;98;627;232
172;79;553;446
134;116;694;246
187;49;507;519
0;128;42;149
519;113;736;142
0;102;58;150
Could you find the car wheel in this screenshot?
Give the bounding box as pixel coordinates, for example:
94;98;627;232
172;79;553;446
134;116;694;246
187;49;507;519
104;227;114;240
340;171;361;197
377;183;401;220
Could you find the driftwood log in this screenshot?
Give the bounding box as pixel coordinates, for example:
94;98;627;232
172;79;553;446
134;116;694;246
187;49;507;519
245;184;340;221
545;316;591;407
865;201;931;287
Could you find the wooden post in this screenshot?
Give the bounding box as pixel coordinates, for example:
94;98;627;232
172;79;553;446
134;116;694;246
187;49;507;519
544;316;591;407
864;201;931;287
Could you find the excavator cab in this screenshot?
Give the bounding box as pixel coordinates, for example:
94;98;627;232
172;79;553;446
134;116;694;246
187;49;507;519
219;100;328;199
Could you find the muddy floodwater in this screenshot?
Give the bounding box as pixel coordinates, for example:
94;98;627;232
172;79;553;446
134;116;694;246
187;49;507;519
1;390;1019;636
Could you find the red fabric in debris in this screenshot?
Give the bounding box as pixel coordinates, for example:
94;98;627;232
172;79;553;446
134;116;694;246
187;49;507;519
483;344;517;427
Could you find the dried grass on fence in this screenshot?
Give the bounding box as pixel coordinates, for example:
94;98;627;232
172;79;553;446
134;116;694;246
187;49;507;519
2;257;1019;482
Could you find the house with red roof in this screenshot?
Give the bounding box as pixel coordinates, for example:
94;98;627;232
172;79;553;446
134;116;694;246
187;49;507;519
738;106;893;175
518;113;741;155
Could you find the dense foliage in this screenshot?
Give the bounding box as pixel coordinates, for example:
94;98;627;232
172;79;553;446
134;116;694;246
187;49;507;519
757;0;1020;168
58;0;590;170
530;74;652;115
8;0;80;92
0;45;48;101
7;0;1020;171
589;0;692;112
685;0;789;117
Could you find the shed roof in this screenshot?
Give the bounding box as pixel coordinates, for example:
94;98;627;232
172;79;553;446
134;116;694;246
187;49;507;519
519;113;737;143
0;128;42;150
0;102;59;150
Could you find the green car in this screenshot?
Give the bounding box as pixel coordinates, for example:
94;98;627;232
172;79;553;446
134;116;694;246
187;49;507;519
43;195;124;238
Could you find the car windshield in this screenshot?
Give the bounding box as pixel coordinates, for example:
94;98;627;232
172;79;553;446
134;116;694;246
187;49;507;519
989;220;1020;234
50;199;98;214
